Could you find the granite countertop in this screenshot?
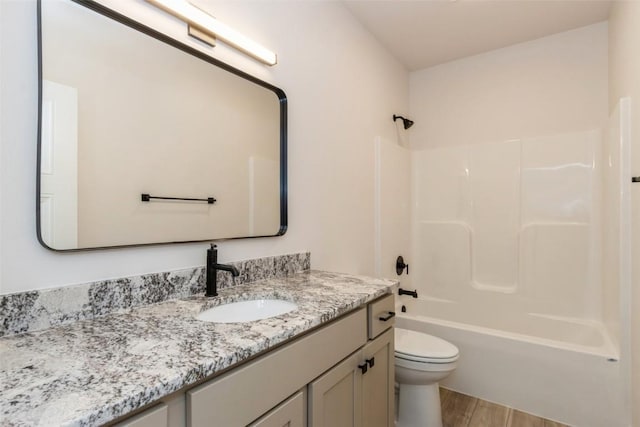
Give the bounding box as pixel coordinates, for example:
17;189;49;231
0;270;396;427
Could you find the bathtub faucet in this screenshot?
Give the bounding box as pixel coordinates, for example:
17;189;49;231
398;288;418;298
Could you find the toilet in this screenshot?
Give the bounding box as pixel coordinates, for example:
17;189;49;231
395;328;459;427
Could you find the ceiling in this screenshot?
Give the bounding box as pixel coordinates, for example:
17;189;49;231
343;0;612;71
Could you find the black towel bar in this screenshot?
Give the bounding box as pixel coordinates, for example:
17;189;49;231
141;193;216;204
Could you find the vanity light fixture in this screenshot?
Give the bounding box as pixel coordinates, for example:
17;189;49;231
146;0;277;65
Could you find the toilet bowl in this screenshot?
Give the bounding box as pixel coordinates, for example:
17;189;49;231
395;328;459;427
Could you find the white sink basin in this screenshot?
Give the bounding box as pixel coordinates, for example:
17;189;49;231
197;299;298;323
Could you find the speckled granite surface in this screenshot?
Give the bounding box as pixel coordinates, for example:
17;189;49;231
0;252;310;337
0;270;396;427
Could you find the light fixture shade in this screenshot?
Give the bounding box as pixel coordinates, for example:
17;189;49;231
147;0;277;65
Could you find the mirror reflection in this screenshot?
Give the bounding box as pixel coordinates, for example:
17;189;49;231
38;0;286;250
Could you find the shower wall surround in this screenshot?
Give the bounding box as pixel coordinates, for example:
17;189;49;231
412;130;602;320
0;252;310;337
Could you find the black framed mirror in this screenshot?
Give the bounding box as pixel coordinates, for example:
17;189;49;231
37;0;287;251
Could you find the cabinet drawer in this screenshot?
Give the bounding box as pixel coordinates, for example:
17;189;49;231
367;294;395;339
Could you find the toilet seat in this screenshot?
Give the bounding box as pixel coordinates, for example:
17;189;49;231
395;328;459;364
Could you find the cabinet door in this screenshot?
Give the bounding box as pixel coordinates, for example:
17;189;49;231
361;328;394;427
250;390;306;427
308;352;362;427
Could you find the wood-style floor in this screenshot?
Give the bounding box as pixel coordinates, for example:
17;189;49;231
440;388;569;427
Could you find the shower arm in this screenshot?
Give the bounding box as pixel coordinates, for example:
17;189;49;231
393;114;414;130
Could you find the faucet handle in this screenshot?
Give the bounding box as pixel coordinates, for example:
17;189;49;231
396;256;409;275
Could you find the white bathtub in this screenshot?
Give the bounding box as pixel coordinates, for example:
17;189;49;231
396;297;626;427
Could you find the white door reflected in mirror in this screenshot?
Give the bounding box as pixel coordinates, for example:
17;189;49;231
40;80;78;249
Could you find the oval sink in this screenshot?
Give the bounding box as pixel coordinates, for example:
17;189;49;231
197;299;298;323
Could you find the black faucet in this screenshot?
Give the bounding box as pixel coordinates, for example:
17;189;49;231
206;244;240;297
398;288;418;298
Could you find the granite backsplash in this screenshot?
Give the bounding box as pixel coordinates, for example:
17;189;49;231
0;252;310;337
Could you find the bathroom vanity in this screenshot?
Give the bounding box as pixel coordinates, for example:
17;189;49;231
129;294;395;427
0;271;396;426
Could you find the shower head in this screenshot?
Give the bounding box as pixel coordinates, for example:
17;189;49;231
393;114;414;130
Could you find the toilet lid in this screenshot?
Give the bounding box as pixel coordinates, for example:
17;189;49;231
395;328;459;362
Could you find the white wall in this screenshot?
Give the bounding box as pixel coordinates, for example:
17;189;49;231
0;0;409;294
608;3;640;425
410;23;608;150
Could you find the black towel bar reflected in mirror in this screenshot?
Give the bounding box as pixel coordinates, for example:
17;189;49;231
141;193;216;204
